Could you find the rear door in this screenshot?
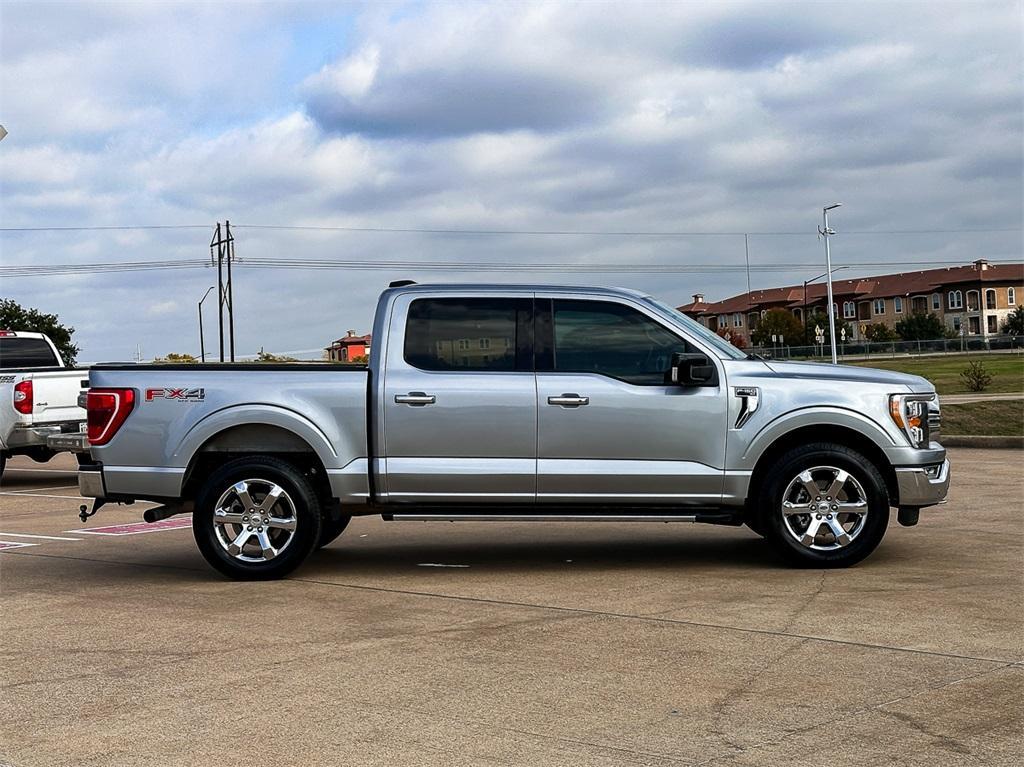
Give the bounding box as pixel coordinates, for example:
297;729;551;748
380;292;537;504
535;296;729;505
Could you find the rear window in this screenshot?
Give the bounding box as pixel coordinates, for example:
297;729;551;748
404;298;526;372
0;337;60;369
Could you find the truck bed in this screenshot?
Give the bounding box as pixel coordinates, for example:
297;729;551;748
87;363;371;502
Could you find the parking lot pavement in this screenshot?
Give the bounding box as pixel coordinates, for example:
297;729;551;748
0;450;1021;766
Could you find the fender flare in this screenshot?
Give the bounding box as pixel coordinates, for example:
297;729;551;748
174;404;339;472
739;406;897;472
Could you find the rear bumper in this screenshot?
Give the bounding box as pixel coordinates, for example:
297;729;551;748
7;421;85;450
895;458;950;509
78;465;106;498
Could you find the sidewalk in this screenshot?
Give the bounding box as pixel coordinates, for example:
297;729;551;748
941;392;1024;404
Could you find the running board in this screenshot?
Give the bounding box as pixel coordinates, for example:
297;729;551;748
385;513;732;524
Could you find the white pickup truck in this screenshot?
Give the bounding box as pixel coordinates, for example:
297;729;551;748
0;331;89;479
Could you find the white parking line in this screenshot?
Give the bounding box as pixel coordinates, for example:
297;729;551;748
4;486;80;493
0;540;39;550
0;492;87;500
1;467;78;473
0;532;82;541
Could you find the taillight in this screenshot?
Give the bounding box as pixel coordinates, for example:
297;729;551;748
13;380;33;414
87;388;136;446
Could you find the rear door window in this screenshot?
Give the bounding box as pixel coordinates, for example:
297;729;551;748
0;337;60;368
404;298;530;371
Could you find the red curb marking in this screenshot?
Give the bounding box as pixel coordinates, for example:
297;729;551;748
68;517;193;536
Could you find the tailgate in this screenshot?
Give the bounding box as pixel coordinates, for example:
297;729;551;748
29;369;88;424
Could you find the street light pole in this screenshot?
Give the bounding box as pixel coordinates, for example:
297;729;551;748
819;204;842;364
198;286;215;363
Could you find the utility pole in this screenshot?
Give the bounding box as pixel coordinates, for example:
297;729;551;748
818;204;842;364
210;222;237;362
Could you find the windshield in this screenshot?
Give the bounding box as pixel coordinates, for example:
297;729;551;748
642;297;747;360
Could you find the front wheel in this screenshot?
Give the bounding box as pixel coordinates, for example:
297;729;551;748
758;443;890;568
193;456;322;580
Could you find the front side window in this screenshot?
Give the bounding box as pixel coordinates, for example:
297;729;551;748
551;300;689;385
405;298;523;371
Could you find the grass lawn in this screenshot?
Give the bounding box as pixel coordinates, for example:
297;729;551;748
941;400;1024;437
849;353;1024;395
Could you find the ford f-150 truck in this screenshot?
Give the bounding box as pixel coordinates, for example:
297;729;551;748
78;283;949;579
1;331;88;479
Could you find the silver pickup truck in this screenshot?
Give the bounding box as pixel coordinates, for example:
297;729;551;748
79;283;949;579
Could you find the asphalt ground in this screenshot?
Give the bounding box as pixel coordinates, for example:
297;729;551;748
0;450;1021;766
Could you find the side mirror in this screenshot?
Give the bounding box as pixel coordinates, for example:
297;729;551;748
670;352;715;386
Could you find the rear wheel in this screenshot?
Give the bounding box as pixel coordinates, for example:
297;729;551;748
193;456;322;580
758;442;890;567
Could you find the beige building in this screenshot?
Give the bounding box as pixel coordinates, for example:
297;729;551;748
677;260;1023;344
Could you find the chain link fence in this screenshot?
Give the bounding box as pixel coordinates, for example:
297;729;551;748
750;334;1023;361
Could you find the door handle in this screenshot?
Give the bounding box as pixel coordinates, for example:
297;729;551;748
548;393;589;407
395;392;436;406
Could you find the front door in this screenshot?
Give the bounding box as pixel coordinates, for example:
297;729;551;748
381;293;537;504
535;297;729;505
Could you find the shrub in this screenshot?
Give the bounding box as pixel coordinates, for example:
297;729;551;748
863;323;897;342
716;328;748;349
959;360;992;392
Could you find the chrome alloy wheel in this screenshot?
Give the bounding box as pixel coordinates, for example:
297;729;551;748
780;466;869;551
212;479;298;562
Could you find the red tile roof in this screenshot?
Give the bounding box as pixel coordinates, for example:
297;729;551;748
678;262;1023;315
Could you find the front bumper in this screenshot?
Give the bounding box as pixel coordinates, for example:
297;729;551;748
895;458;950;509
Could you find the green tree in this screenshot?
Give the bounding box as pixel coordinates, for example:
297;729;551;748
895;312;951;341
254;351;298;363
0;298;80;365
751;309;803;347
153;353;198;364
863;323;897;342
1001;306;1024;336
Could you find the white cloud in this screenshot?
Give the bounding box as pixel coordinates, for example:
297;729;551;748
0;1;1020;362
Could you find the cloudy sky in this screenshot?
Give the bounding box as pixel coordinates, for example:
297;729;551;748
1;0;1021;361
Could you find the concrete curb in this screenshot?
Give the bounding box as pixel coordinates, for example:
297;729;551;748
942;435;1024;449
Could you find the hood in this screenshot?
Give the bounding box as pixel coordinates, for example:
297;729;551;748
761;359;934;393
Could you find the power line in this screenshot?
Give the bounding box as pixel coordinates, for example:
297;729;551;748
2;256;1019;278
1;223;1020;235
0;224;210;232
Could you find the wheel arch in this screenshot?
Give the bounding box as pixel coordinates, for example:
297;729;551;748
180;419;333;503
745;423;899;510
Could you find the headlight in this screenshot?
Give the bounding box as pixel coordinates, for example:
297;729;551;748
889;393;935;448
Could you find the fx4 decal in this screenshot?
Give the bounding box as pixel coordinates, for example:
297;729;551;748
145;387;206;402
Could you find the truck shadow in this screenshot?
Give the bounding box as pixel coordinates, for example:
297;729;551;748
309;533;791;574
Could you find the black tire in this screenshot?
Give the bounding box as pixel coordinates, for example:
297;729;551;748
0;453;6;483
193;456;322;580
758;442;890;568
317;512;351;549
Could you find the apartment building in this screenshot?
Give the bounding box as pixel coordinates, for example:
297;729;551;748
677;260;1023;343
